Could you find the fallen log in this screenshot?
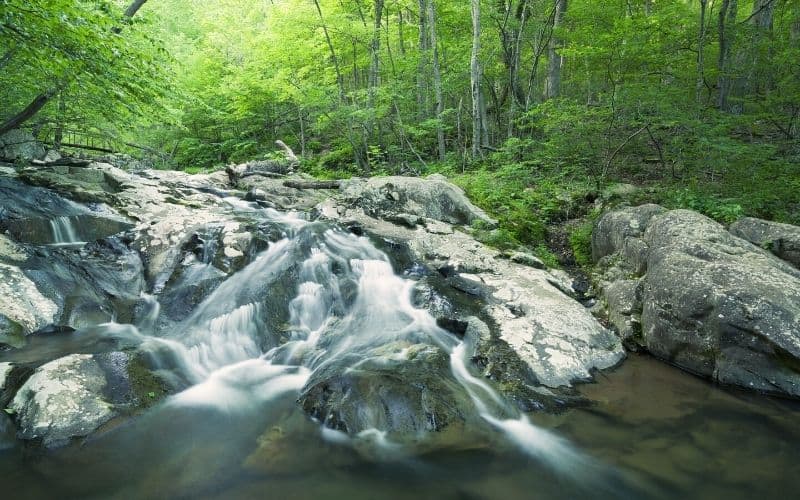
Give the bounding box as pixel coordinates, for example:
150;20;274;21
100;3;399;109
283;179;341;189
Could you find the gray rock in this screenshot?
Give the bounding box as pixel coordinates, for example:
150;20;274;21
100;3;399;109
730;217;800;268
604;279;642;344
0;362;12;392
0;129;45;161
509;251;545;269
0;263;58;347
340;176;497;227
592;204;666;272
594;206;800;397
10;354;116;447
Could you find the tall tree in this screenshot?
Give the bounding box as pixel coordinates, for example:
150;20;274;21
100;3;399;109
471;0;486;157
544;0;566;100
717;0;740;112
427;0;445;161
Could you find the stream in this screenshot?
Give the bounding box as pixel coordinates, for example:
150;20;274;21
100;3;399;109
1;181;798;499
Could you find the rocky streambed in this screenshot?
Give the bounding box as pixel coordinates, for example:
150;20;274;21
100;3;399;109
0;157;798;499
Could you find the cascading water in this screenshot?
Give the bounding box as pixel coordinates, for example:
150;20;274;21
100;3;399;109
49;215;82;244
126;198;593;476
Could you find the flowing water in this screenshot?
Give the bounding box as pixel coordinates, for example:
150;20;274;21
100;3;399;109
48;216;82;245
1;199;799;499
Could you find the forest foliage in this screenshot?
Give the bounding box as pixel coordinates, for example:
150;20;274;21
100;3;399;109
1;0;799;259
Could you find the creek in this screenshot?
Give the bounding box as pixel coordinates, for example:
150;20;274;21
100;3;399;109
0;171;798;499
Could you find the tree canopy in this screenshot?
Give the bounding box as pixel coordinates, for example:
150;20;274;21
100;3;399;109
1;0;798;252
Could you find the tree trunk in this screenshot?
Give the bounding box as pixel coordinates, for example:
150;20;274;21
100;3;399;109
417;0;430;119
471;0;484;158
544;0;567;100
746;0;775;95
427;0;445;161
124;0;149;18
54;92;66;149
697;0;708;107
717;0;739;112
368;0;385;108
0;0;149;136
508;0;528;138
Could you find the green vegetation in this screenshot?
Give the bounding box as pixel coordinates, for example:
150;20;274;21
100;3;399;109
2;0;798;264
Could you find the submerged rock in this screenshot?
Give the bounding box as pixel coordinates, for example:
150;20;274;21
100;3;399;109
594;206;800;398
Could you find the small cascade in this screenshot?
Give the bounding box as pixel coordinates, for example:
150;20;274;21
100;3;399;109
49;216;82;245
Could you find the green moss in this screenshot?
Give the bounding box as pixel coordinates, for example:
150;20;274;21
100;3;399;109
126;353;168;409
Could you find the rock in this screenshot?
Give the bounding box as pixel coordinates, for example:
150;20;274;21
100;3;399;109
592;204;666;273
601;183;639;201
244;187;268;202
730;217;800;268
42;150;61;163
464;317;587;412
298;341;487;452
10;354;116;447
0;263;59;347
509;251;545;269
0;129;45;161
340;176;497;227
0;362;12;393
594;205;800;398
321;205;625;393
603;279;642;346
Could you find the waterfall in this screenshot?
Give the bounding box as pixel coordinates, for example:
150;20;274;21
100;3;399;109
49;216;81;244
131;202;589;473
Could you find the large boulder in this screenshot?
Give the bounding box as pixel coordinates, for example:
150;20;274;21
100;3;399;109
594;206;800;397
10;354;116;447
0;129;45;161
730;217;800;269
340;175;497;227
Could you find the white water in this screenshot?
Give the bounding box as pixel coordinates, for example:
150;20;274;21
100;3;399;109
49;216;82;244
125;202;590;473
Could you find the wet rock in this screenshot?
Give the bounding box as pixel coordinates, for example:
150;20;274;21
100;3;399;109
340;175;497;227
730;217;800;269
298;341;486;451
10;354;116;447
594;206;800;398
0;129;45;161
